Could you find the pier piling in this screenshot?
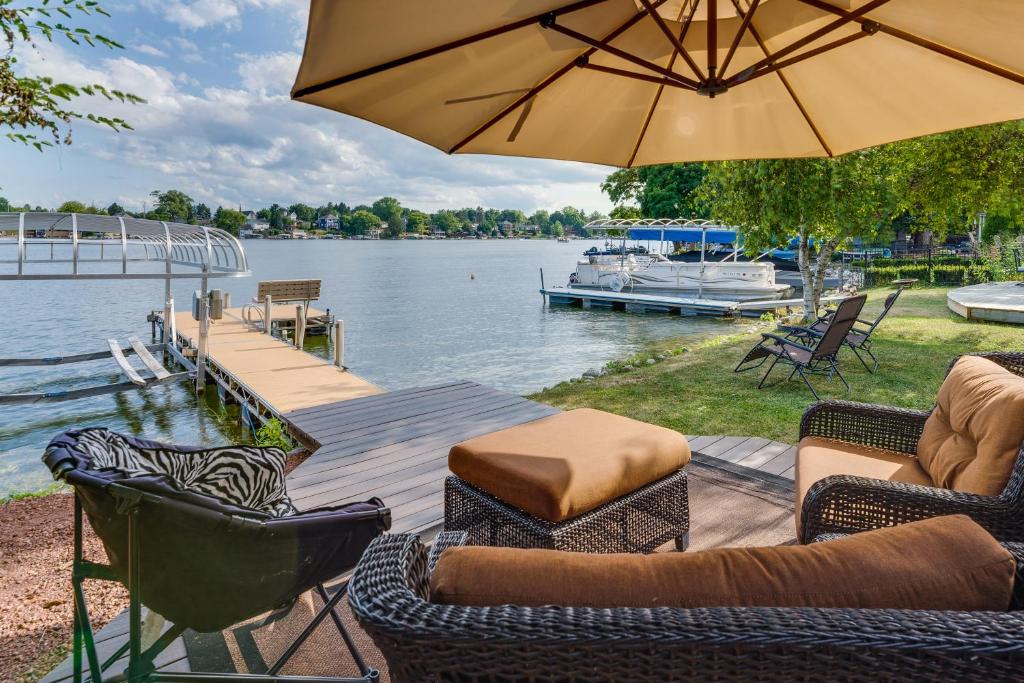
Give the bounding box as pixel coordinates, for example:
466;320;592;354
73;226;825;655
334;320;344;368
264;295;272;335
295;304;305;350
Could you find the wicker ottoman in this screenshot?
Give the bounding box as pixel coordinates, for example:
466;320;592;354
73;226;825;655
444;409;691;553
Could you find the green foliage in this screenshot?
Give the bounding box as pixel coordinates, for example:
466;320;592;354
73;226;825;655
105;201;123;215
347;208;380;236
404;209;429;234
602;163;708;218
149;189;193;222
1;0;144;150
193;202;211;221
214;206;245;234
254;417;293;451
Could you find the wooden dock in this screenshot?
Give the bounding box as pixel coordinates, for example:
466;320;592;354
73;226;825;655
542;286;842;317
947;281;1024;325
173;306;383;431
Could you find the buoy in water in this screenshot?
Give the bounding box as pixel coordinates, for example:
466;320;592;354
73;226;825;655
470;273;475;280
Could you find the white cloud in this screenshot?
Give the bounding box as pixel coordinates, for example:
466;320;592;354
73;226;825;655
12;40;612;214
143;0;307;31
134;44;167;58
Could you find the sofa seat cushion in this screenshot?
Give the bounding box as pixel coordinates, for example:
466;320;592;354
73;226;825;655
449;408;690;523
431;515;1014;612
796;436;932;527
917;356;1024;496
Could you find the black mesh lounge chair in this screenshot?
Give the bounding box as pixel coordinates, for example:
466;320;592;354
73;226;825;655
1015;248;1024;285
348;531;1024;682
43;428;391;683
778;289;902;373
734;294;866;400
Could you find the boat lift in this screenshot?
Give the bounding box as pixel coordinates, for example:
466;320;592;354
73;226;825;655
0;212;249;403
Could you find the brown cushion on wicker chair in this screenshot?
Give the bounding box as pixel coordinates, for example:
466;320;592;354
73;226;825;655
431;515;1014;612
918;356;1024;496
449;409;690;523
795;436;932;528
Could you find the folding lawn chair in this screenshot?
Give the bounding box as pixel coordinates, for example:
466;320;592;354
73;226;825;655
735;295;866;400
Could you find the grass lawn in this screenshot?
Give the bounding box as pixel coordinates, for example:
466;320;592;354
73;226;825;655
530;287;1022;445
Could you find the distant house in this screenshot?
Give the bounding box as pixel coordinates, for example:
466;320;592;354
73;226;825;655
521;224;541;234
245;216;270;232
317;214;340;230
499;220;515;232
241;210;258;221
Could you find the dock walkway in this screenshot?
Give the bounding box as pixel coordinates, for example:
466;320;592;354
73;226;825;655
173;306;382;427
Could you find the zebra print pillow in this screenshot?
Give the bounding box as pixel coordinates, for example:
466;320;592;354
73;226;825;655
75;428;297;517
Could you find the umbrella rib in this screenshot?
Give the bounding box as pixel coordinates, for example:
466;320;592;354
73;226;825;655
727;28;873;87
447;0;671;154
738;0;891;79
732;0;833;156
545;21;700;89
290;0;611;98
719;0;761;80
796;0;1024;88
637;0;705;81
581;62;695;90
627;4;694;167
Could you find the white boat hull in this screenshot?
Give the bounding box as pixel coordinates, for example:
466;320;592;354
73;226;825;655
570;256;793;302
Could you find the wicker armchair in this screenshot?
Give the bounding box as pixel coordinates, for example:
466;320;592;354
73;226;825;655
799;351;1024;544
349;532;1024;682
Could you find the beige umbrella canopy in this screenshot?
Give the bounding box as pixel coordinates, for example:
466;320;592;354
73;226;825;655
292;0;1024;166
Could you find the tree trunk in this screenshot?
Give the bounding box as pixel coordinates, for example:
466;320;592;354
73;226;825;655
797;232;816;320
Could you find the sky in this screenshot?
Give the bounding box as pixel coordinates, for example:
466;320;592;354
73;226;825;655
3;0;616;214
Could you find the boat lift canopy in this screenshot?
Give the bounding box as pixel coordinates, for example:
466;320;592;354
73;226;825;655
583;218;740;245
0;212;250;401
0;212;248;280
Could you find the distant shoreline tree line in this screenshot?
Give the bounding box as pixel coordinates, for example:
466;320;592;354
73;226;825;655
0;190;605;239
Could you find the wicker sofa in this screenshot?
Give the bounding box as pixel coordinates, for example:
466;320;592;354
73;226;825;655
349;531;1024;682
799;351;1024;544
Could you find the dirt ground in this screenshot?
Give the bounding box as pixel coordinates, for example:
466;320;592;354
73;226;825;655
0;493;127;682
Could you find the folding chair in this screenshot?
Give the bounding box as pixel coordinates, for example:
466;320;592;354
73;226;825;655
43;429;391;683
735;295;866;400
778;288;902;373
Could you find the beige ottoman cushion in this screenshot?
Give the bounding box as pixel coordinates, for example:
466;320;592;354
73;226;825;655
449;408;690;523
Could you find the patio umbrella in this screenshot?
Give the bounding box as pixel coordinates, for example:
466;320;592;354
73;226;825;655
291;0;1024;165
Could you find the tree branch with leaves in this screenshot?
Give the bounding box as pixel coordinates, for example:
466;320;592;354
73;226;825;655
1;0;143;150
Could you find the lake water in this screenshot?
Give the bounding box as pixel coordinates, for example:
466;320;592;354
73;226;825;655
0;239;730;496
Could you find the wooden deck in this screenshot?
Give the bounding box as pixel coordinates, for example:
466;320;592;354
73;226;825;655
285;381;560;534
948;281;1024;325
173;307;382;419
688;435;796;480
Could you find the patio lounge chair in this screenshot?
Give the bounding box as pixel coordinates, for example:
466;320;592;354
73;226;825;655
1015;248;1024;285
349;520;1024;682
43;428;391;683
798;352;1024;544
734;294;866;399
777;289;902;373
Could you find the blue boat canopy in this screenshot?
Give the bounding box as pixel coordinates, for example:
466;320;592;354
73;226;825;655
629;228;739;244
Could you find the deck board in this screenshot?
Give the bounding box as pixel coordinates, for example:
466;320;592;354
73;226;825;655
691;436;795;481
285;382;560;532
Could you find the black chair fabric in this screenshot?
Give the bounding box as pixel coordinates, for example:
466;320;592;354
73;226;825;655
45;429;390;632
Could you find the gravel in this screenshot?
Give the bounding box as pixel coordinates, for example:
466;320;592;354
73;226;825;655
1;493;127;682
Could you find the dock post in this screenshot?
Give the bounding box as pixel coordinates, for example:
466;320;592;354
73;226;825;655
295;304;305;350
162;279;173;344
196;278;210;393
223;291;231;309
334;320;344;369
264;295;272;335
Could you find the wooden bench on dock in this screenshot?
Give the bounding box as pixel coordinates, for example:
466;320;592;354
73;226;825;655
254;279;321;315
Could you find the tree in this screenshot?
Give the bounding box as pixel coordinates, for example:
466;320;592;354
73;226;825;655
149;190;193;222
214;207;246;235
1;2;144;150
431;210;462;235
602;163;709;218
106;202;124;216
58;200;88;213
289;203;316;223
405;210;430;235
0;196;8;211
609;205;641;219
268;203;286;231
701;151;895;318
347;209;380;236
193;203;211;221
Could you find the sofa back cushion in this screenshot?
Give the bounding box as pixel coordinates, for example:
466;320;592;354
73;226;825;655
917;356;1024;496
431;515;1014;612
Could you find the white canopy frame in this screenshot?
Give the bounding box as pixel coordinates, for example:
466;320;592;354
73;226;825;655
0;212;251;393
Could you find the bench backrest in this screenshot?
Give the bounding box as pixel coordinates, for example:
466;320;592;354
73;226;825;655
256;279;321;304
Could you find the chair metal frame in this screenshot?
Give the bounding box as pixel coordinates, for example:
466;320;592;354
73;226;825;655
735;295;866;400
779;288;903;373
67;482;381;683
